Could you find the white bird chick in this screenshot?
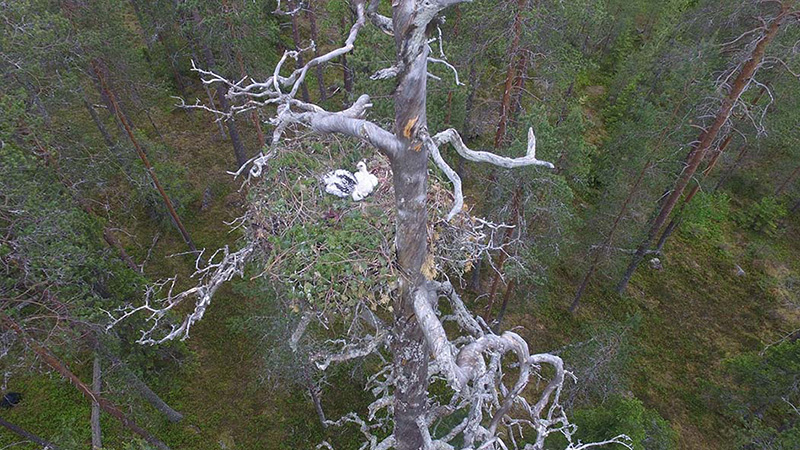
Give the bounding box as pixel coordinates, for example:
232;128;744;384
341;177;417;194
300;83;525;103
351;160;379;201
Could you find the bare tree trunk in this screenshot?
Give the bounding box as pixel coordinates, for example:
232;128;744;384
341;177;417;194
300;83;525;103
572;91;689;311
91;353;103;450
654;184;700;254
616;8;789;294
389;5;435;448
492;279;515;332
94;339;184;423
493;0;526;149
0;315;171;450
306;4;327;102
83;94;116;149
290;1;312;104
0;417;62;450
192;8;249;167
341;14;354;96
308;383;327;428
91;61;200;259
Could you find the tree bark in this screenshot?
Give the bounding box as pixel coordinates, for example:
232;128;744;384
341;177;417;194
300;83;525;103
83;94;116;149
493;0;526;149
91;353;103;450
0;416;62;450
389;4;435;448
616;7;790;294
0;314;171;450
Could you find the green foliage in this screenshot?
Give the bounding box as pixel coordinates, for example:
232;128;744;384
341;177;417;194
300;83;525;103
714;339;800;449
680;191;731;244
569;395;677;450
735;197;787;236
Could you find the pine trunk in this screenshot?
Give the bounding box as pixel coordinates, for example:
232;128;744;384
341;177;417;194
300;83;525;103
91;61;200;258
389;3;435;448
192;8;249;167
617;8;789;293
493;0;526;149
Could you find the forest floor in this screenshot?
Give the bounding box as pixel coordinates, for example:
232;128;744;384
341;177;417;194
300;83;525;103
2;93;799;450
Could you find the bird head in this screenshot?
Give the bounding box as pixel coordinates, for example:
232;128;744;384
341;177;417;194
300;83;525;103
356;160;367;172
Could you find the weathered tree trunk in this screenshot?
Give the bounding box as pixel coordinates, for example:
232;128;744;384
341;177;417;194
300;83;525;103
91;353;103;450
616;8;789;294
389;4;434;448
93;338;184;423
91;61;200;258
308;382;327;428
0;315;171;450
83;94;116;149
0;417;62;450
492;279;515;332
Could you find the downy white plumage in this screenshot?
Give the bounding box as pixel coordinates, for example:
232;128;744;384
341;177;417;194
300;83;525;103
322;161;378;201
352;161;379;201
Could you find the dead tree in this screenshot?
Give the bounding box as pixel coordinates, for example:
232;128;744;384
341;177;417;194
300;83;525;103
91;60;200;259
117;2;633;449
616;2;796;294
0;314;171;450
91;353;103;450
0;417;62;450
